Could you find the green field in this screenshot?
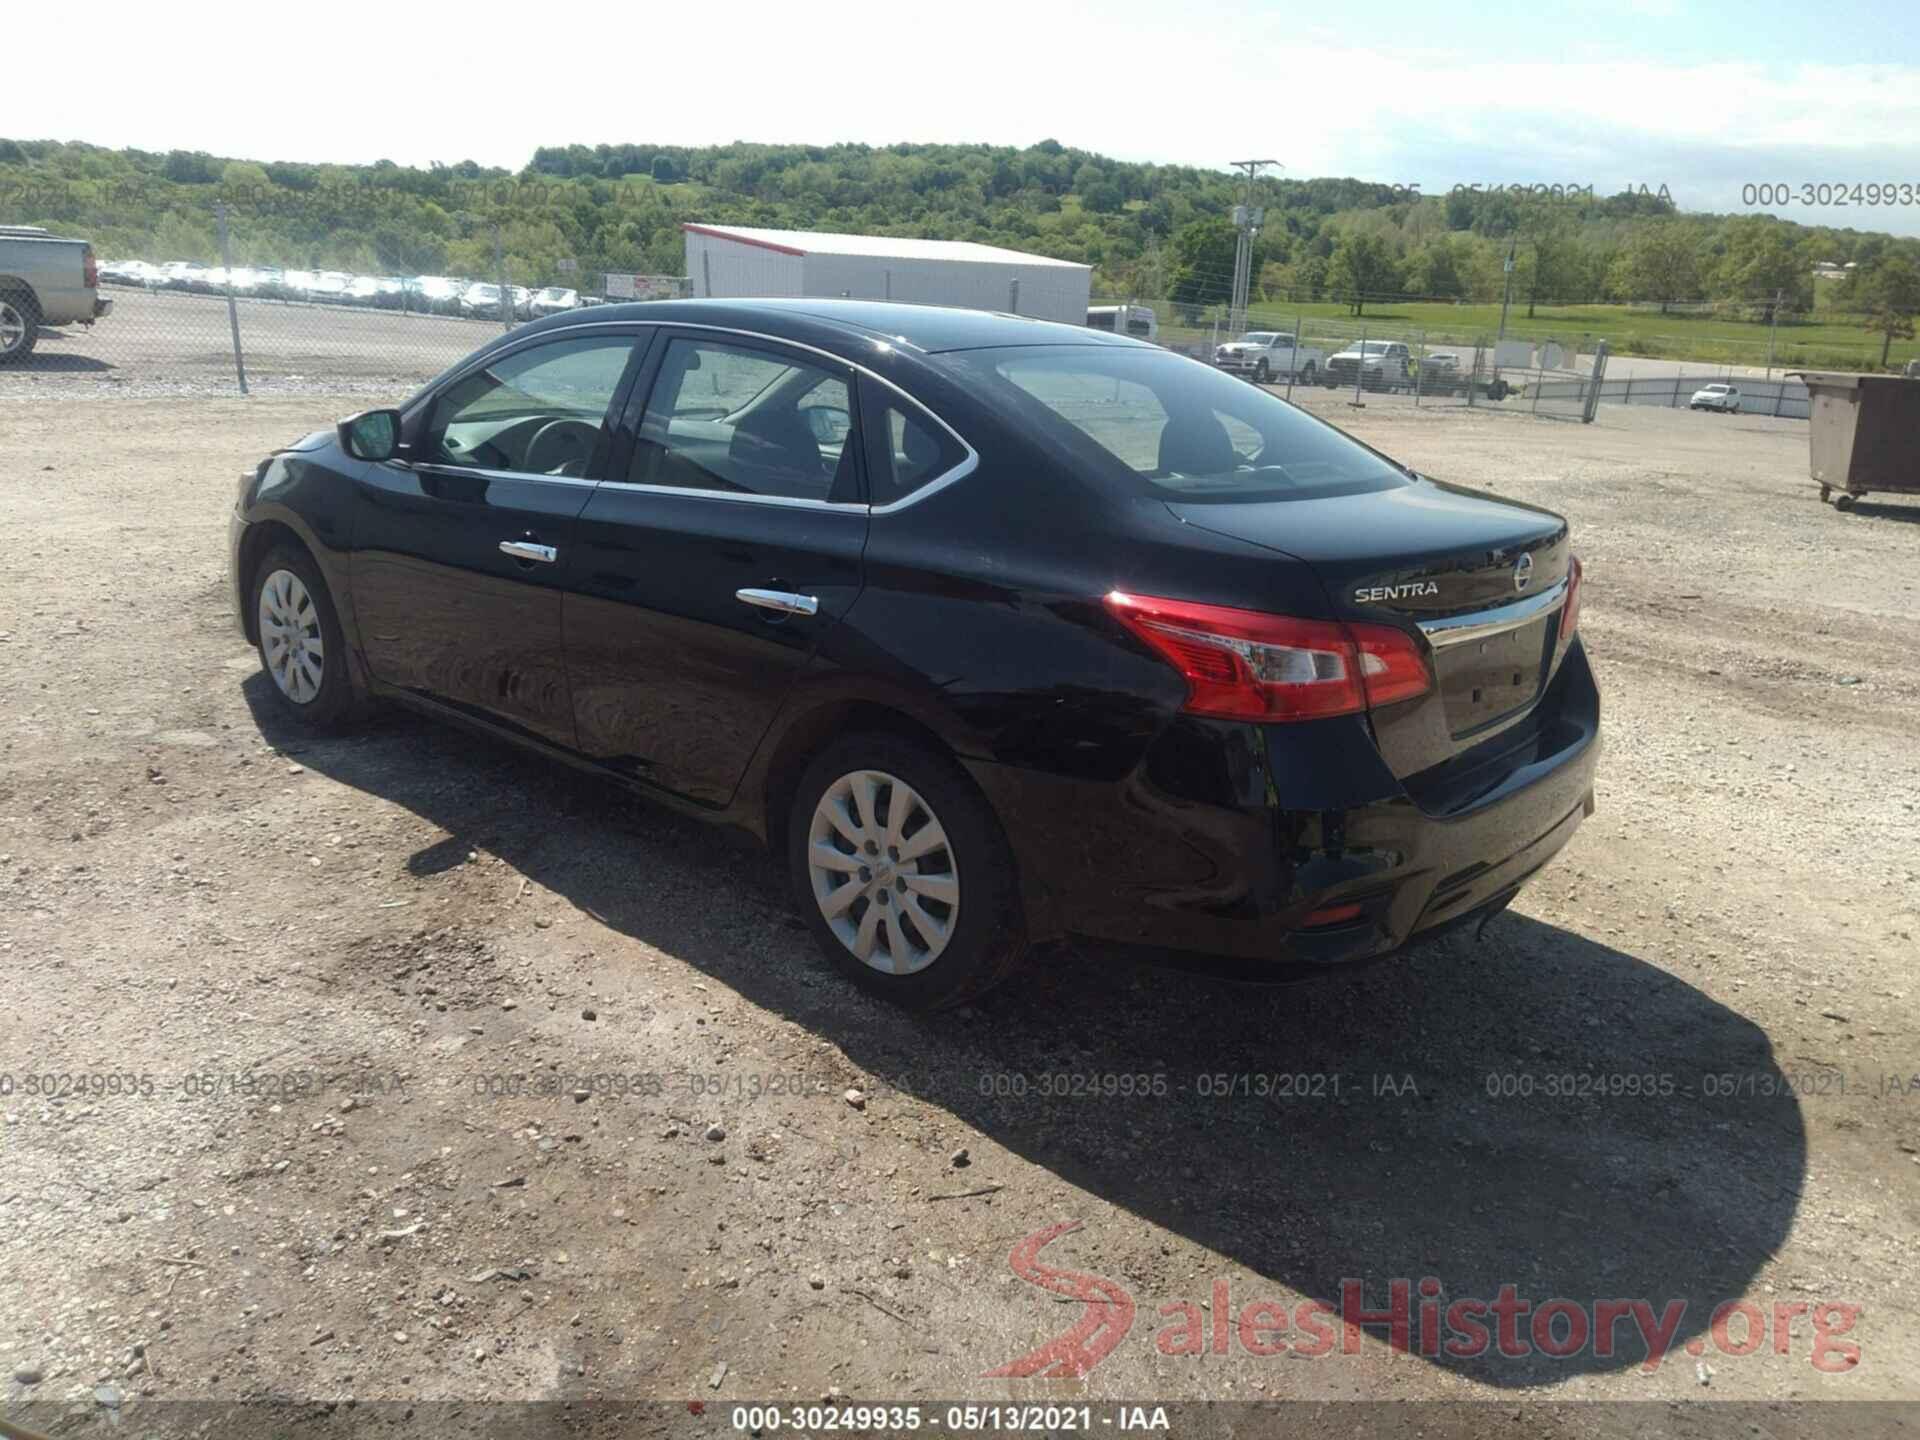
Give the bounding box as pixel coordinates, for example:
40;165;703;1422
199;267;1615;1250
1182;299;1916;371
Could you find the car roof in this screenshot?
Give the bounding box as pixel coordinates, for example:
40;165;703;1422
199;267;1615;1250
522;297;1147;355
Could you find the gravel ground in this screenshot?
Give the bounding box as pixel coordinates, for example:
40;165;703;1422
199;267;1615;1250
1;390;1916;1435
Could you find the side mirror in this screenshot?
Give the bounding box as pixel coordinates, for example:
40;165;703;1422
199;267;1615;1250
339;408;401;462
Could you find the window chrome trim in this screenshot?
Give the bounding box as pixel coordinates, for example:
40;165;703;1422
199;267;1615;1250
404;317;982;514
400;321;655;425
595;478;860;512
410;460;601;489
1416;577;1569;650
627;321;981;514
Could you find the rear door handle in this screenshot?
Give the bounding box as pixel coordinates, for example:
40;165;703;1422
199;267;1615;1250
499;540;557;564
735;587;819;617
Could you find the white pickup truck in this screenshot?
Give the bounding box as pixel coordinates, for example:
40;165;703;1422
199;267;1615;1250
1213;331;1325;384
0;225;111;363
1326;340;1414;391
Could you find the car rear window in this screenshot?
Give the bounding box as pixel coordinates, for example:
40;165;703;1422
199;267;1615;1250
947;346;1411;503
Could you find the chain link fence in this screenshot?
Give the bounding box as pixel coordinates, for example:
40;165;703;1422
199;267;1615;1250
1126;297;1607;419
0;202;1815;424
2;205;692;393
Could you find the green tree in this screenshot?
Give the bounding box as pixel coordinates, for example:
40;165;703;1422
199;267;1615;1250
1715;218;1812;320
1521;213;1583;317
1854;255;1920;368
1168;218;1269;308
1327;231;1398;314
1608;221;1703;312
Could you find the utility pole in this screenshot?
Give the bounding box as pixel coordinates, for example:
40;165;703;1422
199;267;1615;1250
1496;236;1518;343
1228;159;1279;337
1765;287;1783;378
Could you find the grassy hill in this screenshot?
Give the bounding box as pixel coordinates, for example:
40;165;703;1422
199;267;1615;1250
3;136;1916;370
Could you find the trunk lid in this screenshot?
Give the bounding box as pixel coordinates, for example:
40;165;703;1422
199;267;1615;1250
1166;477;1571;777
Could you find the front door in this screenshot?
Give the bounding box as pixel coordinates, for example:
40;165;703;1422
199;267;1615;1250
566;330;869;805
351;329;646;746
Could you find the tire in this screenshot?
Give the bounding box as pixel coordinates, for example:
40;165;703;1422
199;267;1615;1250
0;290;41;364
1254;359;1270;384
250;545;360;729
788;733;1027;1010
1301;363;1316;384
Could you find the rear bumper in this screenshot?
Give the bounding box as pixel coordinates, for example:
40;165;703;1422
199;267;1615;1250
93;296;112;319
970;638;1601;968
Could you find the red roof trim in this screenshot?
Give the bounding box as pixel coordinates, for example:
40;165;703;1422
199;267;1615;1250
680;223;809;257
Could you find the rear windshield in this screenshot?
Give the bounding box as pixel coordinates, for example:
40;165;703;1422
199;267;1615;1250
946;346;1411;503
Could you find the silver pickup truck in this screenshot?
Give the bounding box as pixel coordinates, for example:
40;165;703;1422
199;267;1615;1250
0;225;112;363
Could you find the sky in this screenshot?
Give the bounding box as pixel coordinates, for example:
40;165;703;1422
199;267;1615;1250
14;0;1920;236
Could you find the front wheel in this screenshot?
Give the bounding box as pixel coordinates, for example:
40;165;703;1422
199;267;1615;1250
251;546;360;728
788;734;1027;1010
1254;359;1270;383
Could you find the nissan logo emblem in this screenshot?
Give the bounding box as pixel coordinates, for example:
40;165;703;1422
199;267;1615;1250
1514;553;1534;592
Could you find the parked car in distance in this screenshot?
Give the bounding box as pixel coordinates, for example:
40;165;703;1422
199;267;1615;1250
531;286;580;318
1415;350;1465;393
1690;383;1740;413
308;272;354;305
229;299;1598;1010
1087;304;1158;342
460;282;533;320
1327;340;1414;391
407;276;466;315
1214;331;1324;384
0;225;111;362
100;259;162;288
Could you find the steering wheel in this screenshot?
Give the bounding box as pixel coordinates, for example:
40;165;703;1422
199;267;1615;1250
524;418;601;476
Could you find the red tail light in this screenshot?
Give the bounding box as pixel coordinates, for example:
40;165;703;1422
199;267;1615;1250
1559;555;1583;642
83;245;98;290
1105;591;1431;722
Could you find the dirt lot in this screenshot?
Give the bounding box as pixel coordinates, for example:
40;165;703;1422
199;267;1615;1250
2;389;1917;1433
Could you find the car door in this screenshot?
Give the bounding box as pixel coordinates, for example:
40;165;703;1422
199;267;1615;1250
564;329;870;806
351;327;648;747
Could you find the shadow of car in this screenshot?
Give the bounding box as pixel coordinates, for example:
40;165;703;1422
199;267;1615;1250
243;676;1806;1387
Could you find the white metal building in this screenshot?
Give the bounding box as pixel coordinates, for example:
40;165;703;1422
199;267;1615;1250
682;224;1092;326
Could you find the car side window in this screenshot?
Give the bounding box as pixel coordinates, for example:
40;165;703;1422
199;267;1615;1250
424;335;637;477
629;337;860;503
858;377;968;505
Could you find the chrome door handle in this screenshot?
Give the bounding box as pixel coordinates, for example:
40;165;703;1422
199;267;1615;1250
735;587;819;617
499;540;557;564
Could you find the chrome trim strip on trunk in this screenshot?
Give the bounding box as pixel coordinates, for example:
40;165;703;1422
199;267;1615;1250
1417;577;1569;649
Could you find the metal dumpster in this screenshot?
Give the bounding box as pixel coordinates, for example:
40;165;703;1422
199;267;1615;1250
1788;371;1920;510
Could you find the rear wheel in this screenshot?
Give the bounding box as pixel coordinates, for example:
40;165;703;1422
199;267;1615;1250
1301;362;1317;384
788;734;1026;1010
0;291;40;364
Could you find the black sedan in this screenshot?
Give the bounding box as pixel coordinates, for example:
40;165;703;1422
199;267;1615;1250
228;299;1599;1009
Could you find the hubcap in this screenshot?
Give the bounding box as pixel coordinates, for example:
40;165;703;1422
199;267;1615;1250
0;303;26;353
257;569;325;704
807;769;959;975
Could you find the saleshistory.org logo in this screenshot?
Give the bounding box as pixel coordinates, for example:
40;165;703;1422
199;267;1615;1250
983;1224;1862;1377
